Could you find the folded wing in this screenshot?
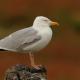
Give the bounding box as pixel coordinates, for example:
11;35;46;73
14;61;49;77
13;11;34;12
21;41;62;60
0;27;41;52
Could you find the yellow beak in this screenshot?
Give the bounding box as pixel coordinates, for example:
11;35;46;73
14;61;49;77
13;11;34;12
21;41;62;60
51;21;59;27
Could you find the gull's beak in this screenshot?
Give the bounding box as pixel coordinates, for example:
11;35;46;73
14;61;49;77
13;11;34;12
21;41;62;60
51;21;59;27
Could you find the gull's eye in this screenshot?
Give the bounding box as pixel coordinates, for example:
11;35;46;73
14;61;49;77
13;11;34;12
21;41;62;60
43;20;48;22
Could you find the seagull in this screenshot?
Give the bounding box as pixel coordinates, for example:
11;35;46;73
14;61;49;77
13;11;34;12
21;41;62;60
0;16;59;69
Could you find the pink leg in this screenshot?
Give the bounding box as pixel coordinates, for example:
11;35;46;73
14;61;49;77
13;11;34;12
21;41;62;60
29;52;40;69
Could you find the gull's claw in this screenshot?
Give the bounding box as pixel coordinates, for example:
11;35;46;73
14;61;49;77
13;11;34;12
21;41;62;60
31;65;47;73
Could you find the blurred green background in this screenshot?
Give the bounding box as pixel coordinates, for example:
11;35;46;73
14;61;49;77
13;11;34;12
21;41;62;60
0;0;80;80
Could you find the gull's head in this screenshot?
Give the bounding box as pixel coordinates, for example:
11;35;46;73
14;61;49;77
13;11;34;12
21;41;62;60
33;16;59;28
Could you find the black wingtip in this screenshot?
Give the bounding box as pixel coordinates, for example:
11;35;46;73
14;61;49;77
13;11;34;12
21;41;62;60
0;49;7;51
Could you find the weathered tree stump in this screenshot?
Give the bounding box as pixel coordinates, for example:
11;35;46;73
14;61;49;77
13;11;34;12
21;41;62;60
4;64;47;80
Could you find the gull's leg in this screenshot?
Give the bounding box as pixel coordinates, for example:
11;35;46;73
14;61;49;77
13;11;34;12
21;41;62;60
29;52;35;66
29;52;39;69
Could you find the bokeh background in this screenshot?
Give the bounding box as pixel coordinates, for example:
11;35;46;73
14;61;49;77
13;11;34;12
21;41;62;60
0;0;80;80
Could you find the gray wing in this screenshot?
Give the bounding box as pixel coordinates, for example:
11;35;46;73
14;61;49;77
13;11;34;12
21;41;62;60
0;27;41;51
